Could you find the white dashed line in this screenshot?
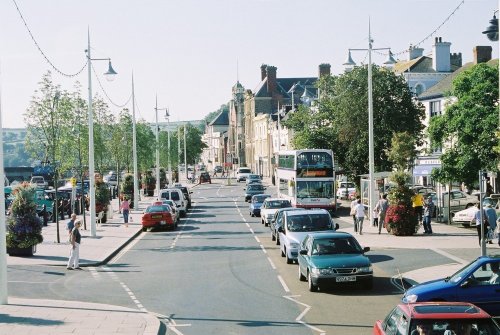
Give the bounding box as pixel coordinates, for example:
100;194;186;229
277;275;290;292
260;245;267;253
267;257;276;269
254;236;260;243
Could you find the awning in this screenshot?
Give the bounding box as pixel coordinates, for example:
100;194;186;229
413;164;440;176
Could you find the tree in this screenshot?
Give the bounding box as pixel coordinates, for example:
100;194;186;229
428;63;499;188
285;66;425;186
135;120;156;172
386;132;419;172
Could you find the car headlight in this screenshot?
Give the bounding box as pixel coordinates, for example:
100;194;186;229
311;268;320;276
289;242;299;249
402;294;418;303
319;268;333;275
357;266;372;273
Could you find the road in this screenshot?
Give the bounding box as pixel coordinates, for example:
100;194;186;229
7;181;494;334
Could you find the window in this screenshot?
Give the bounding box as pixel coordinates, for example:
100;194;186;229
415;84;424;96
430;100;441;118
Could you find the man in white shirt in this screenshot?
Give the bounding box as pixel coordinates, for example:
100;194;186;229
354;199;366;235
350;196;360;233
489;262;500;285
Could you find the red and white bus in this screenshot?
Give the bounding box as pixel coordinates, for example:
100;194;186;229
275;149;336;211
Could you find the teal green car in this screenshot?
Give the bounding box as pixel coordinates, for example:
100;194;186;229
298;232;373;292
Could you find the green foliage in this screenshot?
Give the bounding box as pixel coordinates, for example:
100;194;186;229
95;177;110;212
386;132;418;172
284;66;424;186
428;62;499;187
6;183;43;248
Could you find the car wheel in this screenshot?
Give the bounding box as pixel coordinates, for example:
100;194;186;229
264;221;268;227
261;219;264;225
271;233;276;241
286;251;293;264
298;267;306;282
465;203;474;209
276;235;280;245
250;212;254;217
308;272;318;292
142;227;147;232
281;247;285;257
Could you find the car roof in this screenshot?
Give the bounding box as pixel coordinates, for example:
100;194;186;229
306;231;352;239
286;209;330;216
263;198;290;202
397;302;492;319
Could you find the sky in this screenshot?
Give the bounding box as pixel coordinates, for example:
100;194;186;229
0;0;498;128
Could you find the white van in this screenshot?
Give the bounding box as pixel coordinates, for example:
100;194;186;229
236;167;252;182
160;188;187;217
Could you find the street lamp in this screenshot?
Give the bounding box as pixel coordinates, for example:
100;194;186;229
86;30;117;237
154;96;168;199
483;11;499;42
164;109;172;186
343;23;396;217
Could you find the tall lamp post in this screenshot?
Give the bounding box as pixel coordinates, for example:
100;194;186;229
131;74;139;211
482;9;499;256
164;109;172;186
0;67;8;304
86;30;117;237
154;96;168;198
343;23;395;216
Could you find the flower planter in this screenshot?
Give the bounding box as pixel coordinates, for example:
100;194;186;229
7;245;36;257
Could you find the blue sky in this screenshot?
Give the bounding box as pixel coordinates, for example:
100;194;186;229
0;0;497;128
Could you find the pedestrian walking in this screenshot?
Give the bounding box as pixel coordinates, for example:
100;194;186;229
411;191;424;224
422;196;435;234
350;196;361;232
354;199;366;235
66;213;77;237
67;220;82;270
484;202;498;244
473;203;490;246
120;198;130;228
41;204;48;226
375;194;389;234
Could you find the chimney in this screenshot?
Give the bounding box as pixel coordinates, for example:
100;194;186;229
260;64;267;81
408;45;424;61
266;65;277;94
450;52;462;68
432;37;451;72
318;63;331;77
473;46;492;64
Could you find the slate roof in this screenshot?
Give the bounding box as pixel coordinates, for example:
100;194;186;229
418;59;498;100
254;77;318;99
208;108;229;126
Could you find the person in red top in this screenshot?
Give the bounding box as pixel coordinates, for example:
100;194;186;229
120;198;130;227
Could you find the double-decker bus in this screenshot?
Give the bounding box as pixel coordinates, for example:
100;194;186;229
275;149;336;211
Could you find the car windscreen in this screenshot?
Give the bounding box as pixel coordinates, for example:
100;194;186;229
286;214;332;232
248;185;265;191
312;237;362;255
266;200;291;208
146;205;169;213
170;192;180;201
254;195;269;202
239;169;251;174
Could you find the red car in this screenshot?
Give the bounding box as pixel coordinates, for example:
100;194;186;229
373;302;500;335
141;203;176;231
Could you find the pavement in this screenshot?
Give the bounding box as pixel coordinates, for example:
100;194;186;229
1;176;500;334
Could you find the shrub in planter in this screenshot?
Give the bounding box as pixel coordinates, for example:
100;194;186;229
384;171;419;236
95;176;110;223
141;171;155;197
6;183;43;253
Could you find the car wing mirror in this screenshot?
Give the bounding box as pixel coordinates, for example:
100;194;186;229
299;249;307;255
334;223;340;230
363;246;370;253
277;227;283;233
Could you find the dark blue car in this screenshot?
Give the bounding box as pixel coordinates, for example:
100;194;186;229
249;194;271;217
402;256;500;316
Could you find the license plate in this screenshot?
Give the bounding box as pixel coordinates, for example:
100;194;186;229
336;276;356;282
160;221;166;225
310;198;320;202
152;215;162;219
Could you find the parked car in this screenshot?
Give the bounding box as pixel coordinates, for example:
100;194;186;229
249;194;271;217
278;209;339;264
172;184;192;209
30;176;48;189
214;166;223;174
236;167;252;182
298;232;372;291
402;255;500;316
159;188;187;217
270;207;304;245
336;182;356;200
373;302;500;335
155;200;179;223
141;203;176;231
260;198;292;226
198;172;211;184
244;184;266;202
452;196;499;227
245;174;262;185
431;190;479;214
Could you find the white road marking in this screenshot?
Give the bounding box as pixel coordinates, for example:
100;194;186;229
284;295;326;334
267;257;276;269
260;245;267;253
254;235;260;243
89;267;100;280
277;275;290;292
